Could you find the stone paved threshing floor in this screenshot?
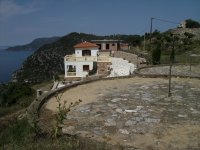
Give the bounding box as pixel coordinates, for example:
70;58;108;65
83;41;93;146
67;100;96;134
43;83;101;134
45;77;200;149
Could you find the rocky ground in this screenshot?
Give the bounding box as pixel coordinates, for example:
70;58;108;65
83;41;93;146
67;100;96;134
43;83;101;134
45;77;200;149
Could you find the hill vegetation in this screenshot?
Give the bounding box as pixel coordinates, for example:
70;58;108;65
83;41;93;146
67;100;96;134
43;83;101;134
147;29;200;64
185;19;200;28
6;37;60;51
0;83;35;117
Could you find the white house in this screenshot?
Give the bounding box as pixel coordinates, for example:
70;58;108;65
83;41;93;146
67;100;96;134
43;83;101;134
64;41;110;78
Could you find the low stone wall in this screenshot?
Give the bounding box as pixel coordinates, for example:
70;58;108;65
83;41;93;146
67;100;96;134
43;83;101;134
134;64;200;79
27;74;136;125
27;74;118;127
27;78;99;117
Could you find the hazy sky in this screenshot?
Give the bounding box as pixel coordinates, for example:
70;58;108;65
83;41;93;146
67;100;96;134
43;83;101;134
0;0;200;46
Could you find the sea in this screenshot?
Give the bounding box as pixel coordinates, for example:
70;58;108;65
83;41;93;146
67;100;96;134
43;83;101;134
0;46;34;83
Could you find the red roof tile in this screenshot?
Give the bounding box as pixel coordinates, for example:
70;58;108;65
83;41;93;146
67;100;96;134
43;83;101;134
74;41;99;48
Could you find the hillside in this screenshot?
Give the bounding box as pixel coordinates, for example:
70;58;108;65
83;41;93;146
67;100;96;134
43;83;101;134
13;33;106;83
13;32;145;83
13;30;200;83
6;37;60;51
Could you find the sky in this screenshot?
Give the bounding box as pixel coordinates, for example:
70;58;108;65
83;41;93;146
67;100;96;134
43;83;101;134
0;0;200;46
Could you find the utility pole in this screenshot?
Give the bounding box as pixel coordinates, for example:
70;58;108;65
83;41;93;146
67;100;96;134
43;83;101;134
150;18;153;36
149;17;153;47
149;17;154;64
144;33;146;51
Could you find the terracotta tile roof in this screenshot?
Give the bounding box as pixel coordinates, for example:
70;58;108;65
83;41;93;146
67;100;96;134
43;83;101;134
74;41;99;48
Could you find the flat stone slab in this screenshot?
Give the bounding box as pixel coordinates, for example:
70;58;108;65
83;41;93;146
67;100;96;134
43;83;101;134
46;77;200;149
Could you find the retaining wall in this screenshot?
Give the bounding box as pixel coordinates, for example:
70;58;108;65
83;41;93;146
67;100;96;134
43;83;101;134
114;51;137;64
114;51;147;68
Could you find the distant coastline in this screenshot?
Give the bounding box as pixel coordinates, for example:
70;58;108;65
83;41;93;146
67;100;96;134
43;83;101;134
5;36;60;52
0;46;9;50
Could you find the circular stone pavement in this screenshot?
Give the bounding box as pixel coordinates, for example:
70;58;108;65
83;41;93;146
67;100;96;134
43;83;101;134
45;77;200;149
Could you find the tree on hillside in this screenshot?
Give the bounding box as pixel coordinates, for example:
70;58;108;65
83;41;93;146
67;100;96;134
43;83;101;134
185;19;200;28
184;32;194;39
152;42;161;65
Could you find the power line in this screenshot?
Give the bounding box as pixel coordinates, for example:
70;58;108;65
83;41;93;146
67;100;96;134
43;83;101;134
152;17;180;25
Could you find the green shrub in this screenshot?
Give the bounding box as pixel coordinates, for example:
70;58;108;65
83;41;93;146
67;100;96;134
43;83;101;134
185;19;200;28
152;43;161;65
0;83;34;107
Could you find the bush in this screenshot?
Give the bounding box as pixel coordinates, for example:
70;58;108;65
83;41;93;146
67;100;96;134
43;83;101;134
53;93;81;138
152;43;161;65
0;83;34;107
0;119;33;147
185;19;200;28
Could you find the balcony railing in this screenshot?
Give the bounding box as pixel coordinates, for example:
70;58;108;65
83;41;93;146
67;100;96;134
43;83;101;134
76;56;97;61
65;55;97;61
97;56;110;62
65;54;76;61
65;55;111;62
67;72;76;76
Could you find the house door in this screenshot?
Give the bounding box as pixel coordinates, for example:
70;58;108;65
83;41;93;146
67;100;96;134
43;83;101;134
106;44;109;50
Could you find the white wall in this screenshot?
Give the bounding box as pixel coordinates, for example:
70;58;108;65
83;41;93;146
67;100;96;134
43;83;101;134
76;61;93;77
75;48;98;57
75;49;82;57
102;43;106;50
64;61;77;77
91;48;98;56
65;61;94;77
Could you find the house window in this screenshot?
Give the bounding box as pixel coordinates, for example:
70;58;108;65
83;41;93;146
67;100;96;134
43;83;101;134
82;50;91;56
112;43;115;46
68;65;76;72
106;44;109;49
83;65;89;71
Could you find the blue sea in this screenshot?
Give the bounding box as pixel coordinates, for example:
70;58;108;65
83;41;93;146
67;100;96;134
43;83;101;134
0;47;33;83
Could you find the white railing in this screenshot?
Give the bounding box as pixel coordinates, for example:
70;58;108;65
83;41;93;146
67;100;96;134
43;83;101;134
65;55;97;62
67;72;76;76
76;56;97;61
97;56;110;62
65;55;76;61
65;55;111;62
